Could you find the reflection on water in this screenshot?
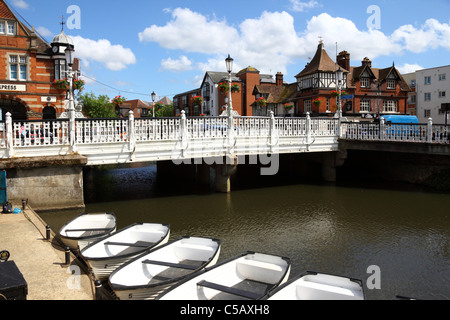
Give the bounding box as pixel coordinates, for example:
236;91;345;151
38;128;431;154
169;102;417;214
39;164;450;300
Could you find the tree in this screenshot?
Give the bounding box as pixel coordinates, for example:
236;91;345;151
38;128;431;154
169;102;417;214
155;104;174;117
79;92;118;118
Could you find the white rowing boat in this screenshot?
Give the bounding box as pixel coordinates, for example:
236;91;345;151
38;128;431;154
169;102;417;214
108;236;221;300
156;251;291;300
263;271;365;300
80;223;170;281
58;212;117;251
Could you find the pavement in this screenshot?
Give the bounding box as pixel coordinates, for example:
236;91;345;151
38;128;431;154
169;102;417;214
0;203;94;300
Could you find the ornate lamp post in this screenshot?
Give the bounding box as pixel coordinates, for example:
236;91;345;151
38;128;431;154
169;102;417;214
151;91;156;117
64;46;77;152
336;67;343;119
225;54;234;116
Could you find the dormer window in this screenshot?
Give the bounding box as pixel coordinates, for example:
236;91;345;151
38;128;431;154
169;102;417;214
361;77;370;88
0;20;16;35
387;79;396;89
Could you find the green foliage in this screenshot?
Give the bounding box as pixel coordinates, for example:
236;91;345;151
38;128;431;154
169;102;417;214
155;104;174;117
79;92;118;118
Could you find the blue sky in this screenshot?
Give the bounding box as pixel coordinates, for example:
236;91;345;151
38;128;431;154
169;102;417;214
7;0;450;102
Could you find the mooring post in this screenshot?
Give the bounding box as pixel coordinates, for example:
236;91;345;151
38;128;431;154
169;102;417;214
95;280;103;300
46;225;51;241
65;247;70;265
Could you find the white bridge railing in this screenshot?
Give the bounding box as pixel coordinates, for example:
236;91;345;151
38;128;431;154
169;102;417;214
0;111;448;165
341;118;449;144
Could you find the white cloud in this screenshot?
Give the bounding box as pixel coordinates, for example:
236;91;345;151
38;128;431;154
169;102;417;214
160;55;193;72
138;8;239;54
396;63;424;74
392;19;450;53
71;36;136;71
138;8;450;82
11;0;28;9
289;0;319;12
303;13;403;61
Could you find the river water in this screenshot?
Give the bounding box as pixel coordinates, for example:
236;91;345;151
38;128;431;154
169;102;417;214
39;163;450;300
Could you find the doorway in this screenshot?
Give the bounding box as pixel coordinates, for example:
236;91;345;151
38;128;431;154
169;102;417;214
0;99;27;121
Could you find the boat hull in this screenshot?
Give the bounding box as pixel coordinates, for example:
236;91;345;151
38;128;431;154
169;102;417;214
264;271;365;300
109;236;221;300
58;212;117;251
156;251;291;300
81;223;171;281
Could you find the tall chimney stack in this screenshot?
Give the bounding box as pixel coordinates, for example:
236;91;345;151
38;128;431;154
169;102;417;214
337;51;350;71
276;72;284;86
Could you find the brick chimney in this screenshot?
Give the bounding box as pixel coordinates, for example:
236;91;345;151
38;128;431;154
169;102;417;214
337;51;350;71
276;72;284;86
362;57;372;68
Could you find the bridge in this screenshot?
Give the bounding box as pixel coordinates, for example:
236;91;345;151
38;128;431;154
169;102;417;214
0;111;448;211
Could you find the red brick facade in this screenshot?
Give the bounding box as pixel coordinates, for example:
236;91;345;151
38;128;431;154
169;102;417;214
293;43;411;117
0;0;77;120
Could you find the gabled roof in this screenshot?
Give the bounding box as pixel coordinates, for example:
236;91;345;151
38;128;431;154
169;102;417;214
296;42;348;78
352;64;377;80
0;0;51;54
378;65;411;91
158;96;172;105
0;0;15;20
348;64;411;91
253;83;298;104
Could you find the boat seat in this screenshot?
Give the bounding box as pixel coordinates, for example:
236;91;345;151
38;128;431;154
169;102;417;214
197;280;260;300
141;259;200;270
104;241;154;248
174;243;215;261
236;259;284;284
296;281;362;300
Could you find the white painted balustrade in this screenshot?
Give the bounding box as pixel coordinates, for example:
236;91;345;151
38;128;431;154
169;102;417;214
0;112;448;165
340;117;449;143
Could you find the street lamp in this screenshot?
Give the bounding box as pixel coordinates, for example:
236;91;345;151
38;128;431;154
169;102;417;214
225;54;234;116
336;67;343;119
64;45;77;152
151;91;156;117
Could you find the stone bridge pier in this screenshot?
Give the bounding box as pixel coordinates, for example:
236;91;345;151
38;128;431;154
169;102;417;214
0;155;87;212
156;156;239;194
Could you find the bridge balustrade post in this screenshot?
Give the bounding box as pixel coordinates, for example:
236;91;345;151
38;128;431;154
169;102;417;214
227;106;235;156
5;112;14;158
179;110;188;157
128;110;136;154
427;117;433;143
306;112;311;144
269;111;277;153
380;117;386;141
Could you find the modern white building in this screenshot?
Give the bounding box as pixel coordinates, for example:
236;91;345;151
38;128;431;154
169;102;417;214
413;65;450;124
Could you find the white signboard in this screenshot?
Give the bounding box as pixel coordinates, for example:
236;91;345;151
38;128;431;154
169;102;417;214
0;84;26;91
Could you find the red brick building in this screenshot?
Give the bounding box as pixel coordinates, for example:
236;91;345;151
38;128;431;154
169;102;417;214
0;0;79;121
174;42;411;119
292;42;411;117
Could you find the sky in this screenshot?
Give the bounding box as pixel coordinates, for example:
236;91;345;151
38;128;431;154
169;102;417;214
6;0;450;102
